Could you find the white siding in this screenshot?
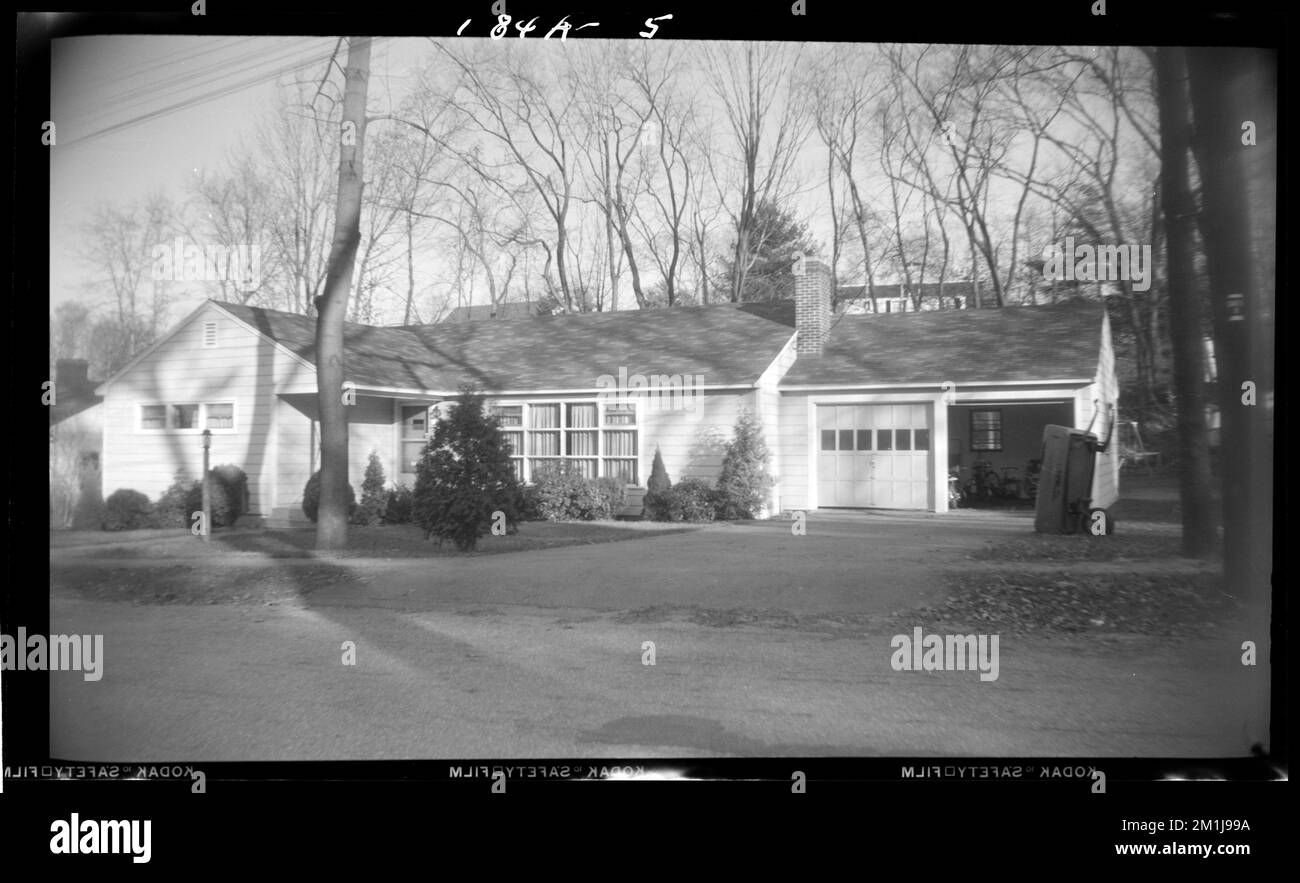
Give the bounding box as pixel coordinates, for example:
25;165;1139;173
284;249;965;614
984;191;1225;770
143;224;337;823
273;393;398;508
777;394;811;511
754;334;798;514
100;305;310;515
640;389;754;486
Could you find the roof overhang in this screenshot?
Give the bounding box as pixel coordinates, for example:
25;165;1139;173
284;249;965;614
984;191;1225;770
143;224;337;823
341;382;761;399
779;379;1094;393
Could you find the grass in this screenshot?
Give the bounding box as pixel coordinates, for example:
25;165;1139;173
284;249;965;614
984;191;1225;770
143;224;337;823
940;472;1236;635
971;531;1187;562
51;563;351;606
55;520;698;560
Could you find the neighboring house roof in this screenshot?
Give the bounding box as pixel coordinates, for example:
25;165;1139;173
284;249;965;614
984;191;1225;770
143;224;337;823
49;395;102;426
837;281;979;307
215;300;797;393
780;302;1105;387
49;360;103;425
442;302;549;322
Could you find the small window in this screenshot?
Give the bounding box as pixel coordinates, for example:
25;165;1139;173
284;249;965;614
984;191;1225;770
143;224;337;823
206;403;234;430
605;403;637;425
202;322;217;348
914;428;931;451
877;429;893;451
172;404;199;429
490;404;522;427
402;405;429;437
971;410;1003;451
856;429;872;450
821;429;836;451
838;429;854;451
141;405;167;429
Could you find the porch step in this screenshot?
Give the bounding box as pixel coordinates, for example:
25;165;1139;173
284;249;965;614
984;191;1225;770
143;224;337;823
264;506;312;529
618;487;646;519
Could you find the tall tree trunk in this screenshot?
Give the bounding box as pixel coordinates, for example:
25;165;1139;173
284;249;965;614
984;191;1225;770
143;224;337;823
404;209;416;324
1155;46;1217;557
314;36;371;552
1147;180;1166;388
1187;47;1274;612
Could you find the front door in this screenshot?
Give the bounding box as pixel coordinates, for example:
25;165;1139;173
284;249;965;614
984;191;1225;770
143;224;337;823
817;404;932;509
400;404;431;476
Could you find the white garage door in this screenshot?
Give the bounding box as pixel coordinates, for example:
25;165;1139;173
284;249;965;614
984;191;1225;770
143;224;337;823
817;404;932;509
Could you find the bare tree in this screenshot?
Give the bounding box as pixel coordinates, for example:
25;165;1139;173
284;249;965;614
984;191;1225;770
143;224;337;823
808;45;888;303
313;36;371;551
78;193;178;369
624;43;696;307
1153;46;1216;557
431;42;582;309
703;43;810;302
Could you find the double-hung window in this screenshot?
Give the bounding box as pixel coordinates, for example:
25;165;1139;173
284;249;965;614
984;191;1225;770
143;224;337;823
487;400;640;485
140;402;235;432
970;410;1003;452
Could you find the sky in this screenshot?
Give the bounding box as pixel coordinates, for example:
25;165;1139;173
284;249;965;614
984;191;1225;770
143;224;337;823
49;34;426;322
49;36;1132;331
49;35;853;330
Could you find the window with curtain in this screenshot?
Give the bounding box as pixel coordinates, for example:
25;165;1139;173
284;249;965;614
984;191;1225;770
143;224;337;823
494;400;640;485
970;410;1003;451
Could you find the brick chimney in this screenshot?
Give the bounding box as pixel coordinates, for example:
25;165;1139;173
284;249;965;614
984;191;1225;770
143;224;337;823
795;257;832;355
56;358;91;398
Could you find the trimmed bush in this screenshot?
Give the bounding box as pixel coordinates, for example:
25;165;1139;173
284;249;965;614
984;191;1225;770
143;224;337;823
152;471;196;529
714;412;774;519
151;466;246;530
356;451;388;525
413;387;522;551
646;448;671;496
643;448;672;521
592;476;629;520
103;489;153;531
655;478;717;523
384;485;414;524
531;463;626;521
210;464;248;525
302;470;357;524
517;483;543;522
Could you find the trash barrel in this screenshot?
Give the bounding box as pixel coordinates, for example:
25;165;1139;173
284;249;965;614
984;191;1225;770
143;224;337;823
1034;424;1102;534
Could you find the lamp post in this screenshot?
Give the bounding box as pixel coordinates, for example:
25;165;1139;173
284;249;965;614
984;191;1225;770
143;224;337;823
201;429;212;542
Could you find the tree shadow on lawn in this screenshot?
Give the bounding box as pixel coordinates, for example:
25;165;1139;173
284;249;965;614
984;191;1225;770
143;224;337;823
213;521;700;559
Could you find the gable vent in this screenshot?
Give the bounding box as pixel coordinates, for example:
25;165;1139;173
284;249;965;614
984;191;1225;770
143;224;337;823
202;321;217;348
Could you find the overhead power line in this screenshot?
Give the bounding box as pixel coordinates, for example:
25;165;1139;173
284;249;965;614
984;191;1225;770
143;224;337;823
62;37;390;149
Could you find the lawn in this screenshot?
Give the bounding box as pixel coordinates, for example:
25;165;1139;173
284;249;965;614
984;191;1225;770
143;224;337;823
52;520;698;560
919;571;1237;637
931;471;1238;636
970;531;1185;562
50;519;703;606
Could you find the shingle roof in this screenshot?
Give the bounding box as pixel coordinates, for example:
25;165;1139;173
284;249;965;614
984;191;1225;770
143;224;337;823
779;301;1104;387
215;300;797;393
442;302;549;322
